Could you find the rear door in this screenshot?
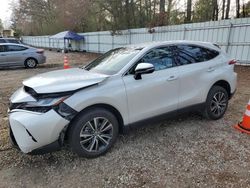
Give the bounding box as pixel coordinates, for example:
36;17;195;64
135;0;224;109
5;45;28;65
122;46;180;123
174;44;220;109
0;45;8;66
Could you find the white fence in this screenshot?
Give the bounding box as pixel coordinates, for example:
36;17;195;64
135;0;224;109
22;18;250;64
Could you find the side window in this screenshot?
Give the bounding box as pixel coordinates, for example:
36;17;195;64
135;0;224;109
0;45;6;52
131;47;175;73
7;45;27;52
203;48;219;60
0;39;6;43
176;45;219;65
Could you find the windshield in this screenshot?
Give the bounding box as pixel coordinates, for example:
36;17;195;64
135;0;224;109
84;47;141;75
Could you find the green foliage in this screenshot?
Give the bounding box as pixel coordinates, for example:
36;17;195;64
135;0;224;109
242;1;250;17
193;0;214;22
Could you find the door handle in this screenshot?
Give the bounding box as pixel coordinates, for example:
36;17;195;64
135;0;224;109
207;67;215;72
167;75;178;81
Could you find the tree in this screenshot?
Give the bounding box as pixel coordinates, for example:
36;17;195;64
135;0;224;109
221;0;226;19
193;0;214;22
212;0;218;20
166;0;173;24
186;0;192;23
225;0;231;19
12;0;244;36
241;1;250;17
236;0;240;18
0;19;3;32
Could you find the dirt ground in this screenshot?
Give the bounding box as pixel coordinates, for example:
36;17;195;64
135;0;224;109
0;50;250;188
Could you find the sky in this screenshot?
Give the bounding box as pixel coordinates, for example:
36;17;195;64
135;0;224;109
0;0;15;28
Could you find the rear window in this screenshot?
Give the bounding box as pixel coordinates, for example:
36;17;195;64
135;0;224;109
175;45;219;65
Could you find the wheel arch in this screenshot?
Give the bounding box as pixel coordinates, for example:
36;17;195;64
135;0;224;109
65;103;125;138
211;80;231;98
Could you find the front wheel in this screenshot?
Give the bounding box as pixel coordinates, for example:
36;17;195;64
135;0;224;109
68;108;119;158
203;86;229;120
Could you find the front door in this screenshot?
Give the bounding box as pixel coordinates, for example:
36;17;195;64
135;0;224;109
122;46;180;123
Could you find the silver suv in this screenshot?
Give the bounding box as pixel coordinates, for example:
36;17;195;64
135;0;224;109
8;41;237;157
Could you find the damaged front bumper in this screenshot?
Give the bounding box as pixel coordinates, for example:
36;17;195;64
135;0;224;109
8;86;78;154
9;109;69;153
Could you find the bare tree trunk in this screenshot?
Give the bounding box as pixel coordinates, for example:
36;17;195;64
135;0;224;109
166;0;173;25
139;0;143;26
242;4;246;17
153;0;156;19
236;0;240;18
221;0;225;19
131;0;136;27
160;0;165;13
212;0;218;20
159;0;166;26
125;0;130;28
186;0;192;23
225;0;230;19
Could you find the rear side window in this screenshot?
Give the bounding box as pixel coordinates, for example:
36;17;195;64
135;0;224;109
7;45;27;51
175;45;219;65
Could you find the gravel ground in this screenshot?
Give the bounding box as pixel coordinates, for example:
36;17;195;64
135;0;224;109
0;51;250;188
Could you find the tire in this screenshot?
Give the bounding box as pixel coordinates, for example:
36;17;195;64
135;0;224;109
25;58;37;68
203;86;229;120
68;108;119;158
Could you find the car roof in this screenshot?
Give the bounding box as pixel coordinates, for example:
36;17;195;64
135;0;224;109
126;40;219;51
0;38;19;40
0;43;28;47
0;42;32;48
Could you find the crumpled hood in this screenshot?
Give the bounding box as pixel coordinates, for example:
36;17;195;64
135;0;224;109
23;68;109;93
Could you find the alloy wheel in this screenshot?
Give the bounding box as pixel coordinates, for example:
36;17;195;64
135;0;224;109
210;91;227;117
26;59;36;68
79;117;113;152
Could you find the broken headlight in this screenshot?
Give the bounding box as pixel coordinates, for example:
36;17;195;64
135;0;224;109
10;96;69;113
10;96;77;121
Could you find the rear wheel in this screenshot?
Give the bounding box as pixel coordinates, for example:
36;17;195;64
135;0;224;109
25;58;37;68
68;108;119;158
203;86;229;120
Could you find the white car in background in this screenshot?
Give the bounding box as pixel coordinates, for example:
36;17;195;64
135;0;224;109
0;43;46;68
8;41;237;158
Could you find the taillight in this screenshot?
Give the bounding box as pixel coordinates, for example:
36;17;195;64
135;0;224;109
36;49;44;54
228;59;237;65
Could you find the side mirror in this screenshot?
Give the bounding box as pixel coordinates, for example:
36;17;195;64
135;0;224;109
134;63;155;80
